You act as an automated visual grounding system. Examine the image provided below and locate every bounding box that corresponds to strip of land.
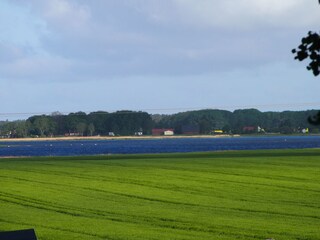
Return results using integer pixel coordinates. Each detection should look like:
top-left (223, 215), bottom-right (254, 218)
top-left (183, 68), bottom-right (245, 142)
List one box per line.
top-left (0, 134), bottom-right (240, 142)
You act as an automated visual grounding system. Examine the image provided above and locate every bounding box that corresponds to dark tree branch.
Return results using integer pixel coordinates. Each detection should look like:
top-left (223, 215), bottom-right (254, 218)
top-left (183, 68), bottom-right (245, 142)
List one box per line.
top-left (292, 31), bottom-right (320, 76)
top-left (292, 1), bottom-right (320, 124)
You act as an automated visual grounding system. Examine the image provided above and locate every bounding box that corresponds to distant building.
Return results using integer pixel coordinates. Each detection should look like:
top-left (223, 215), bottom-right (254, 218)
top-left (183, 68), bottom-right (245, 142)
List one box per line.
top-left (152, 128), bottom-right (174, 136)
top-left (164, 130), bottom-right (174, 136)
top-left (108, 132), bottom-right (115, 136)
top-left (213, 130), bottom-right (223, 134)
top-left (135, 131), bottom-right (143, 136)
top-left (65, 132), bottom-right (80, 137)
top-left (257, 126), bottom-right (265, 133)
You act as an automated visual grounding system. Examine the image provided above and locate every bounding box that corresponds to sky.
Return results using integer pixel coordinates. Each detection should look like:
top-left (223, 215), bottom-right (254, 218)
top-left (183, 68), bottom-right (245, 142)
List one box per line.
top-left (1, 0), bottom-right (320, 120)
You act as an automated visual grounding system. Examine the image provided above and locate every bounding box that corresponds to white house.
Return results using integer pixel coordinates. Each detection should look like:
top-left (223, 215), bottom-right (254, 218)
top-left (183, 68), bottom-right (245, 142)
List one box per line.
top-left (164, 130), bottom-right (174, 136)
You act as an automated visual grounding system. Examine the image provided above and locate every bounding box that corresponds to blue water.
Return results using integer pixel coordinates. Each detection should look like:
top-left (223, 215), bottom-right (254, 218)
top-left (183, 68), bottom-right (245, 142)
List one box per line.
top-left (1, 136), bottom-right (320, 157)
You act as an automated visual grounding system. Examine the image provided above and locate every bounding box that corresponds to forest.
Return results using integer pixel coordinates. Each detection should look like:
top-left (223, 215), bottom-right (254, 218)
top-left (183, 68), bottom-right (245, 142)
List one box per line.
top-left (0, 109), bottom-right (319, 138)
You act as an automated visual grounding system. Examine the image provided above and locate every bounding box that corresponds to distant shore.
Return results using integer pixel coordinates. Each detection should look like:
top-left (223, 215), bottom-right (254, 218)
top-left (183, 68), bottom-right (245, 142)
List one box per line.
top-left (0, 134), bottom-right (240, 142)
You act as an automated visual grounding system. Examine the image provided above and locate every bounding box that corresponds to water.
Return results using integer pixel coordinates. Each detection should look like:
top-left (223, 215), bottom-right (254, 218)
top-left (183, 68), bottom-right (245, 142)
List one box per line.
top-left (1, 136), bottom-right (320, 157)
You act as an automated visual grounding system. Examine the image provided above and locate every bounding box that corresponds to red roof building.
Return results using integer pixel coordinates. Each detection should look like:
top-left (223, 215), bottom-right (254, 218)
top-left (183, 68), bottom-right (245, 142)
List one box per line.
top-left (243, 126), bottom-right (256, 132)
top-left (152, 128), bottom-right (174, 136)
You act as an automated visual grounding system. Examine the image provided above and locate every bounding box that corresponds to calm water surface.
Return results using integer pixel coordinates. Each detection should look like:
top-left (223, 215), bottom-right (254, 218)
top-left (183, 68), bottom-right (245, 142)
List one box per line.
top-left (1, 136), bottom-right (320, 157)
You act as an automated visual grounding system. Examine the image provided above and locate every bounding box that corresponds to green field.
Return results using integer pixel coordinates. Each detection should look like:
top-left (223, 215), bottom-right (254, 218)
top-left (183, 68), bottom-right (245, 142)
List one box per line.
top-left (0, 149), bottom-right (320, 240)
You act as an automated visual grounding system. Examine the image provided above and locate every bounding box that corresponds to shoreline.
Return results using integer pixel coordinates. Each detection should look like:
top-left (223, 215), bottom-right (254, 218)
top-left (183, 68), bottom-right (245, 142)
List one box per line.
top-left (1, 134), bottom-right (317, 142)
top-left (0, 134), bottom-right (240, 142)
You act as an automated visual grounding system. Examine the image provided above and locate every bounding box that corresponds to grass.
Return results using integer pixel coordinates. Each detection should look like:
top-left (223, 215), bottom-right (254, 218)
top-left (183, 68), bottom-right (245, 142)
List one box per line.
top-left (0, 149), bottom-right (319, 240)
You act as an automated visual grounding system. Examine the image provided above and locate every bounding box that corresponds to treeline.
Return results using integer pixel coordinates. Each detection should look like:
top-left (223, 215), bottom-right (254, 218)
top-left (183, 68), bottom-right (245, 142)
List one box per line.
top-left (154, 109), bottom-right (319, 134)
top-left (0, 109), bottom-right (319, 138)
top-left (0, 111), bottom-right (152, 138)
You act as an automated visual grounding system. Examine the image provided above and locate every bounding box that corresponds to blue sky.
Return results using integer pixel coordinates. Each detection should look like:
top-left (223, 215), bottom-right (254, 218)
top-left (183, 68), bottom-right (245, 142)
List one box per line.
top-left (1, 0), bottom-right (320, 120)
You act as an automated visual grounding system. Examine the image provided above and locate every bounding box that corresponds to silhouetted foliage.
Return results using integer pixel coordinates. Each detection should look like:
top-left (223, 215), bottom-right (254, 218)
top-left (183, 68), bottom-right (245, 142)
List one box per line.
top-left (292, 1), bottom-right (320, 124)
top-left (292, 31), bottom-right (320, 76)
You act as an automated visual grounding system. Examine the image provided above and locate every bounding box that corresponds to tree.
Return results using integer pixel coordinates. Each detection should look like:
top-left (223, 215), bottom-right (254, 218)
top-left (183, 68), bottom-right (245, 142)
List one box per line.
top-left (0, 120), bottom-right (30, 138)
top-left (292, 31), bottom-right (320, 76)
top-left (292, 0), bottom-right (320, 124)
top-left (14, 121), bottom-right (31, 138)
top-left (87, 111), bottom-right (109, 135)
top-left (65, 112), bottom-right (87, 133)
top-left (76, 122), bottom-right (87, 136)
top-left (292, 1), bottom-right (320, 76)
top-left (32, 116), bottom-right (56, 137)
top-left (87, 123), bottom-right (95, 136)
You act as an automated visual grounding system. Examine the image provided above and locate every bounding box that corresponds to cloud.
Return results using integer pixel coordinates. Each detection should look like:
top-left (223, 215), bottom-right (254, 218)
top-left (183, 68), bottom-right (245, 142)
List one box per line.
top-left (133, 0), bottom-right (320, 33)
top-left (1, 0), bottom-right (319, 82)
top-left (0, 0), bottom-right (45, 47)
top-left (27, 0), bottom-right (91, 35)
top-left (135, 0), bottom-right (320, 30)
top-left (0, 51), bottom-right (72, 80)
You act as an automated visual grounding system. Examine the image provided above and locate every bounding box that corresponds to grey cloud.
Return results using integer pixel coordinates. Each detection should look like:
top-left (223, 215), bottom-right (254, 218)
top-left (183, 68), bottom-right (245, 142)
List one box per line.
top-left (2, 0), bottom-right (319, 81)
